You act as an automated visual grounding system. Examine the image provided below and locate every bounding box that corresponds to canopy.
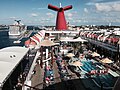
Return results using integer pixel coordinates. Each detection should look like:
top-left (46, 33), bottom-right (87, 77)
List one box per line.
top-left (40, 40), bottom-right (56, 46)
top-left (60, 37), bottom-right (87, 43)
top-left (60, 37), bottom-right (73, 42)
top-left (73, 37), bottom-right (87, 43)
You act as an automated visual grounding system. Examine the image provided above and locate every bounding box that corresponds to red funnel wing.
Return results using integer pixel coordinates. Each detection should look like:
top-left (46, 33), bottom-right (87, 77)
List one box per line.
top-left (63, 5), bottom-right (72, 11)
top-left (48, 4), bottom-right (59, 11)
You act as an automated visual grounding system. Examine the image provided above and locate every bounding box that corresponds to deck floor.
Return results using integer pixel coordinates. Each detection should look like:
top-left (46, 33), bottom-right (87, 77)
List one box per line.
top-left (30, 61), bottom-right (88, 90)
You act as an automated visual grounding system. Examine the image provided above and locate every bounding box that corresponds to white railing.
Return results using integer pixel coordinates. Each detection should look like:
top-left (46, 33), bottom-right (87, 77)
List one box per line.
top-left (23, 51), bottom-right (40, 90)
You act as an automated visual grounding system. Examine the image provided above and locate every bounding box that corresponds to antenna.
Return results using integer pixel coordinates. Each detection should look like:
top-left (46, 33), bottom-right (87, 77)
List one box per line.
top-left (60, 3), bottom-right (62, 8)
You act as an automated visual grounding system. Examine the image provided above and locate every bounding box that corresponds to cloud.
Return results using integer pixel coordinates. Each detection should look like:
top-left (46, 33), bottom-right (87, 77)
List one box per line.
top-left (95, 2), bottom-right (120, 12)
top-left (86, 2), bottom-right (95, 6)
top-left (67, 17), bottom-right (73, 20)
top-left (41, 18), bottom-right (50, 21)
top-left (38, 8), bottom-right (47, 10)
top-left (86, 0), bottom-right (119, 4)
top-left (94, 0), bottom-right (120, 3)
top-left (32, 7), bottom-right (47, 10)
top-left (31, 13), bottom-right (38, 17)
top-left (46, 13), bottom-right (54, 18)
top-left (74, 19), bottom-right (81, 23)
top-left (85, 0), bottom-right (104, 6)
top-left (95, 3), bottom-right (112, 12)
top-left (84, 8), bottom-right (89, 13)
top-left (66, 13), bottom-right (73, 17)
top-left (65, 12), bottom-right (74, 22)
top-left (112, 3), bottom-right (120, 11)
top-left (84, 1), bottom-right (120, 25)
top-left (9, 17), bottom-right (17, 19)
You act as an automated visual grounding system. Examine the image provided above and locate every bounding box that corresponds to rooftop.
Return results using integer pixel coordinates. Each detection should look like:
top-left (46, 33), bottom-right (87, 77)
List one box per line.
top-left (0, 46), bottom-right (29, 87)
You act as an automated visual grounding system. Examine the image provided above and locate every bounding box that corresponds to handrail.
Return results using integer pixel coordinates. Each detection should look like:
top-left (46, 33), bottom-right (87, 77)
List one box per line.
top-left (42, 57), bottom-right (52, 63)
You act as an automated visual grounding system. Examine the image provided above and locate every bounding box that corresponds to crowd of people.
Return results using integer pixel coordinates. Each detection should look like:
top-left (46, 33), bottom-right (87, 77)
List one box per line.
top-left (44, 64), bottom-right (54, 86)
top-left (55, 53), bottom-right (70, 81)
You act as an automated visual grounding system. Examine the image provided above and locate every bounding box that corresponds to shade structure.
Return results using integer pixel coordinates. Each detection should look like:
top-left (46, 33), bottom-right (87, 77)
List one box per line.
top-left (100, 58), bottom-right (113, 64)
top-left (40, 40), bottom-right (56, 46)
top-left (73, 37), bottom-right (87, 43)
top-left (60, 37), bottom-right (73, 42)
top-left (66, 53), bottom-right (75, 57)
top-left (91, 52), bottom-right (100, 57)
top-left (60, 37), bottom-right (87, 43)
top-left (72, 61), bottom-right (83, 67)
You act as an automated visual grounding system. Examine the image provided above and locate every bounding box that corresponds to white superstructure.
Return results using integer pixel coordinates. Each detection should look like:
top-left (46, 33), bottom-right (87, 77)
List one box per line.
top-left (8, 20), bottom-right (26, 38)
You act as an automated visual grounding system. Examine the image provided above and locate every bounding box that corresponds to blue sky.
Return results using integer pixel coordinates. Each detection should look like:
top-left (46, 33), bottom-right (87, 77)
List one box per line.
top-left (0, 0), bottom-right (120, 26)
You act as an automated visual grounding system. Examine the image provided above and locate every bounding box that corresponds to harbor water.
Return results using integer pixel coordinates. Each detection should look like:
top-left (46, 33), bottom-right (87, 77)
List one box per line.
top-left (0, 30), bottom-right (33, 49)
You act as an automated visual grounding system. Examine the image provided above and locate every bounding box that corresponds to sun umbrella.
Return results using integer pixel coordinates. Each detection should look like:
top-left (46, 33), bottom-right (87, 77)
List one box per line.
top-left (100, 58), bottom-right (113, 64)
top-left (72, 61), bottom-right (83, 66)
top-left (91, 52), bottom-right (100, 57)
top-left (66, 53), bottom-right (75, 57)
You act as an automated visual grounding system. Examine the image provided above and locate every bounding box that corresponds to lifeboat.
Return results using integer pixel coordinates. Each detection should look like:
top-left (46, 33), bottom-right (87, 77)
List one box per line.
top-left (25, 39), bottom-right (36, 48)
top-left (38, 30), bottom-right (45, 37)
top-left (30, 36), bottom-right (40, 45)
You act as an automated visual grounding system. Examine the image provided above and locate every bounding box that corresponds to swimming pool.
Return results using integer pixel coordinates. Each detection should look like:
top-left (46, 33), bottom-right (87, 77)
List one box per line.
top-left (79, 59), bottom-right (119, 90)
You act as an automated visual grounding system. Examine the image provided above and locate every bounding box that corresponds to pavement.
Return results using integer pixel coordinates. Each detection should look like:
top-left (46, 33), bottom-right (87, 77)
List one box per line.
top-left (31, 64), bottom-right (44, 89)
top-left (52, 61), bottom-right (61, 83)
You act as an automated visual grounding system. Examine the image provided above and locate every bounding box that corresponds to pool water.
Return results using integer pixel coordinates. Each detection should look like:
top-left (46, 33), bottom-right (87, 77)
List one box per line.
top-left (81, 61), bottom-right (95, 72)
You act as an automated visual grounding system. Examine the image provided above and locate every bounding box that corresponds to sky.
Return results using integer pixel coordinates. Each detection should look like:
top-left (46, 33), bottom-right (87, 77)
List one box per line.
top-left (0, 0), bottom-right (120, 26)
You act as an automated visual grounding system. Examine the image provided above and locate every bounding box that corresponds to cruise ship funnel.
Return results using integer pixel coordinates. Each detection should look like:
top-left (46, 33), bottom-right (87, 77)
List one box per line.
top-left (48, 4), bottom-right (72, 30)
